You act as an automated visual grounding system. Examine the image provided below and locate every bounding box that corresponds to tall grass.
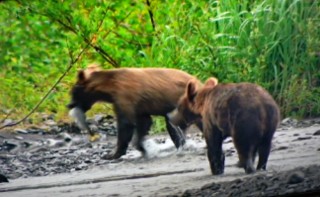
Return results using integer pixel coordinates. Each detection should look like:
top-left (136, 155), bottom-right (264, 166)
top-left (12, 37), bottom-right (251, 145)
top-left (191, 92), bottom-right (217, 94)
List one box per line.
top-left (142, 0), bottom-right (320, 118)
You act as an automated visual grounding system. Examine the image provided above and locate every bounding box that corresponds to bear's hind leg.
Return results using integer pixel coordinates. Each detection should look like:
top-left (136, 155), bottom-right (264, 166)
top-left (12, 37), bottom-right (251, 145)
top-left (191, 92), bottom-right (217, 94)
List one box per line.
top-left (205, 125), bottom-right (225, 175)
top-left (256, 134), bottom-right (273, 170)
top-left (233, 119), bottom-right (260, 174)
top-left (165, 116), bottom-right (186, 149)
top-left (104, 113), bottom-right (135, 160)
top-left (235, 143), bottom-right (256, 174)
top-left (233, 133), bottom-right (256, 174)
top-left (135, 115), bottom-right (152, 156)
top-left (236, 145), bottom-right (258, 169)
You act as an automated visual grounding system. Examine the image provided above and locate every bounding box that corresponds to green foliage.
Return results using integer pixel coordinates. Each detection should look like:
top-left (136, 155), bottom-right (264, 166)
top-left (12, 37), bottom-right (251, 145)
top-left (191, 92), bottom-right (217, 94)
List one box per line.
top-left (1, 0), bottom-right (320, 132)
top-left (151, 117), bottom-right (167, 134)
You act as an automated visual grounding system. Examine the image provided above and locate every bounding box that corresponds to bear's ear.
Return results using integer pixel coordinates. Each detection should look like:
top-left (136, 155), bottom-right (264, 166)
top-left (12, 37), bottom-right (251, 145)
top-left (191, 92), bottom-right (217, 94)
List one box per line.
top-left (86, 63), bottom-right (101, 72)
top-left (205, 77), bottom-right (218, 88)
top-left (186, 79), bottom-right (198, 103)
top-left (77, 70), bottom-right (87, 83)
top-left (82, 63), bottom-right (101, 79)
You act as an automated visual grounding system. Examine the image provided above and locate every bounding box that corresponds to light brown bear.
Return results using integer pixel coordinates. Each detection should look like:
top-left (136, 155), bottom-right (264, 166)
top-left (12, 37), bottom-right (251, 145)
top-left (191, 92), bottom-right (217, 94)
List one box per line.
top-left (168, 77), bottom-right (280, 175)
top-left (67, 65), bottom-right (199, 159)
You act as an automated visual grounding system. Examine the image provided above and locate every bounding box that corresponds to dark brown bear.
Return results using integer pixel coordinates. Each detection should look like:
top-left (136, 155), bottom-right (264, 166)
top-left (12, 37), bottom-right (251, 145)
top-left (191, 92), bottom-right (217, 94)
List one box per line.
top-left (67, 65), bottom-right (198, 159)
top-left (168, 77), bottom-right (280, 175)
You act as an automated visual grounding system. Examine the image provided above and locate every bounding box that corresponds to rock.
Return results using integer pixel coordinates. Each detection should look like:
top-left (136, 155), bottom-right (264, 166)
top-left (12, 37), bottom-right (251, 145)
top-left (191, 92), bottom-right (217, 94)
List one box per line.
top-left (49, 126), bottom-right (60, 133)
top-left (2, 119), bottom-right (14, 126)
top-left (274, 146), bottom-right (289, 151)
top-left (201, 183), bottom-right (221, 190)
top-left (56, 133), bottom-right (72, 143)
top-left (22, 141), bottom-right (32, 148)
top-left (2, 140), bottom-right (18, 151)
top-left (313, 130), bottom-right (320, 136)
top-left (105, 115), bottom-right (114, 120)
top-left (44, 119), bottom-right (57, 126)
top-left (89, 124), bottom-right (99, 133)
top-left (14, 136), bottom-right (24, 140)
top-left (0, 174), bottom-right (9, 183)
top-left (38, 125), bottom-right (50, 132)
top-left (43, 139), bottom-right (65, 147)
top-left (294, 136), bottom-right (312, 141)
top-left (94, 114), bottom-right (105, 123)
top-left (41, 113), bottom-right (55, 121)
top-left (14, 128), bottom-right (28, 134)
top-left (281, 117), bottom-right (290, 124)
top-left (84, 159), bottom-right (92, 164)
top-left (287, 171), bottom-right (305, 184)
top-left (26, 128), bottom-right (43, 134)
top-left (281, 118), bottom-right (298, 127)
top-left (75, 163), bottom-right (88, 171)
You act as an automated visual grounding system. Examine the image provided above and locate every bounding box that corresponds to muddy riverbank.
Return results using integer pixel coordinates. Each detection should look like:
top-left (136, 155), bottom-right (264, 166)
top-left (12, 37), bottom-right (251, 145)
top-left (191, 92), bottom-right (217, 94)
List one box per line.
top-left (0, 117), bottom-right (320, 196)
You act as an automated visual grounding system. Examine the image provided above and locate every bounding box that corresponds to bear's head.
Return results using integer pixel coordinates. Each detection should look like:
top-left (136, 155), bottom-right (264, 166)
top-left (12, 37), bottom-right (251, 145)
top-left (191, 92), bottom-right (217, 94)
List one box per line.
top-left (67, 64), bottom-right (105, 132)
top-left (67, 64), bottom-right (102, 112)
top-left (168, 77), bottom-right (218, 129)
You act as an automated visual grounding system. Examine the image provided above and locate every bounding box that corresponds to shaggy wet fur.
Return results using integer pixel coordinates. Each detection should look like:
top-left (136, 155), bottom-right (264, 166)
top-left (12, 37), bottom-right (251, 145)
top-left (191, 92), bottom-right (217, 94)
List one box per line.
top-left (170, 78), bottom-right (280, 175)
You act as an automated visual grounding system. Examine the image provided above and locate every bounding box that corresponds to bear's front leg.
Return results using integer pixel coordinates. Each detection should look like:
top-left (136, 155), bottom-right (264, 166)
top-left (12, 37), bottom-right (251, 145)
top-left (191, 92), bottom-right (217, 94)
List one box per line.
top-left (165, 116), bottom-right (186, 149)
top-left (135, 115), bottom-right (153, 156)
top-left (205, 125), bottom-right (225, 175)
top-left (103, 113), bottom-right (135, 160)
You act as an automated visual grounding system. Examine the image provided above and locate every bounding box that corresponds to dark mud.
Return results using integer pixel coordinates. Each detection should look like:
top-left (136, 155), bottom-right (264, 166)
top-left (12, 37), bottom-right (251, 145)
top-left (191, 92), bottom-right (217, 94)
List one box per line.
top-left (1, 116), bottom-right (320, 196)
top-left (179, 165), bottom-right (320, 197)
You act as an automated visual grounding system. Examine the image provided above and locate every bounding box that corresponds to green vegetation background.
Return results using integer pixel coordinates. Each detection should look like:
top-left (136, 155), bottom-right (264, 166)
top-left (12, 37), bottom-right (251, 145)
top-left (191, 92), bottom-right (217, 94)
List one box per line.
top-left (1, 0), bottom-right (320, 131)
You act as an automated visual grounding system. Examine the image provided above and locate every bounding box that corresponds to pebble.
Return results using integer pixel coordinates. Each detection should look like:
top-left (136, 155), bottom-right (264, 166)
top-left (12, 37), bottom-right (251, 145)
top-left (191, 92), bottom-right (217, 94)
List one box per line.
top-left (287, 171), bottom-right (305, 184)
top-left (274, 146), bottom-right (289, 151)
top-left (44, 119), bottom-right (57, 126)
top-left (2, 119), bottom-right (14, 126)
top-left (0, 174), bottom-right (9, 183)
top-left (94, 114), bottom-right (105, 123)
top-left (14, 128), bottom-right (28, 134)
top-left (14, 136), bottom-right (24, 140)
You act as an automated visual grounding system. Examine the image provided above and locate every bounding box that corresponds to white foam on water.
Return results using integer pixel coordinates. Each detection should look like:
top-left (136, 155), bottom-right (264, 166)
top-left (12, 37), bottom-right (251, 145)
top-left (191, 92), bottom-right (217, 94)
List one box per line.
top-left (142, 138), bottom-right (206, 159)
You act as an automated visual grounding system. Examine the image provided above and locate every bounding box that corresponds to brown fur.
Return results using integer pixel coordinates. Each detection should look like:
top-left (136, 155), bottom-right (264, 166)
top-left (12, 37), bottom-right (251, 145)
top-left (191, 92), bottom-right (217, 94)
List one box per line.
top-left (170, 77), bottom-right (280, 175)
top-left (68, 67), bottom-right (197, 159)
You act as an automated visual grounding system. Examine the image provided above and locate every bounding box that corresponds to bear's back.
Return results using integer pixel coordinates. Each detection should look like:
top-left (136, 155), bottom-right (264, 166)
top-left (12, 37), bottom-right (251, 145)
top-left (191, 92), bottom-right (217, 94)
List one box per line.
top-left (87, 68), bottom-right (195, 115)
top-left (205, 83), bottom-right (277, 111)
top-left (202, 83), bottom-right (280, 134)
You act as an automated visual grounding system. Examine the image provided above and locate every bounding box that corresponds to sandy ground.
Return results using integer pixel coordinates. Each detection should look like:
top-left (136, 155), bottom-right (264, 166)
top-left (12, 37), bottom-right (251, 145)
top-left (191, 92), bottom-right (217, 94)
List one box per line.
top-left (0, 123), bottom-right (320, 196)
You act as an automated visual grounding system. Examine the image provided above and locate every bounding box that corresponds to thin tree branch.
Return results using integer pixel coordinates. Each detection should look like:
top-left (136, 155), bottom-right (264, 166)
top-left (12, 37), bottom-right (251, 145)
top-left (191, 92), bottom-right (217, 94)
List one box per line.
top-left (146, 0), bottom-right (156, 31)
top-left (0, 43), bottom-right (91, 130)
top-left (15, 1), bottom-right (119, 67)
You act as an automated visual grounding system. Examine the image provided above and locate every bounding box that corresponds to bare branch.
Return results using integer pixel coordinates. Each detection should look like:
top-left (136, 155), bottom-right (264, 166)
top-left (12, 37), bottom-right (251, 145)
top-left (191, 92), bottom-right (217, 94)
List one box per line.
top-left (0, 43), bottom-right (91, 130)
top-left (16, 1), bottom-right (120, 67)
